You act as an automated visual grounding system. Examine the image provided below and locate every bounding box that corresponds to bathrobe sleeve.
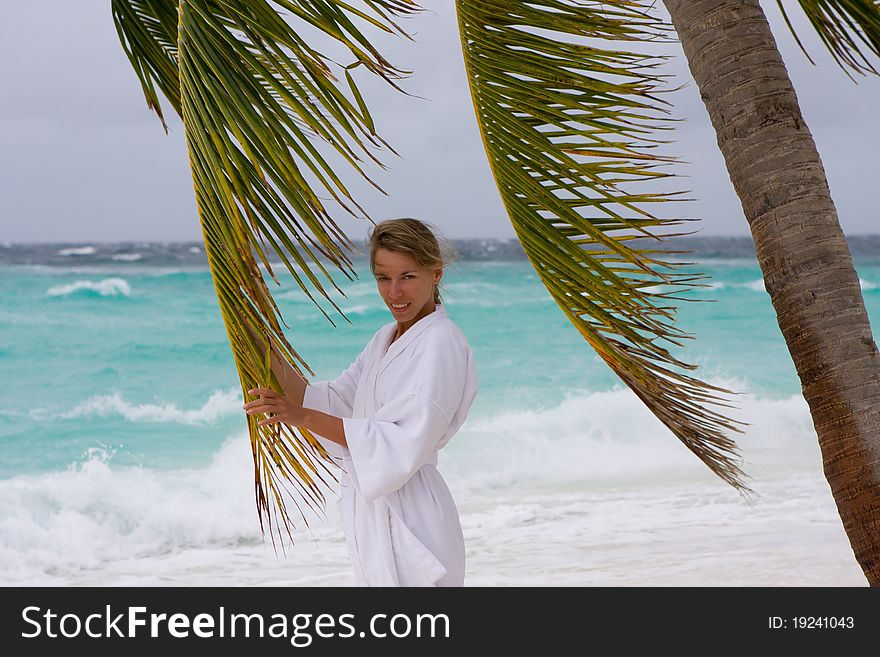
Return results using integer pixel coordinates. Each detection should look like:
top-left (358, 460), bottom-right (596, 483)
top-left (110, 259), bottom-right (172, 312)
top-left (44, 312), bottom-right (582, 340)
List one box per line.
top-left (302, 343), bottom-right (369, 463)
top-left (343, 333), bottom-right (470, 502)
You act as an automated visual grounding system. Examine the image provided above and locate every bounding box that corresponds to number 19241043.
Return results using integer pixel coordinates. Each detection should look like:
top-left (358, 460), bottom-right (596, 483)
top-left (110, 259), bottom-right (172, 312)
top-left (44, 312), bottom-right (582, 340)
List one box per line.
top-left (768, 616), bottom-right (854, 629)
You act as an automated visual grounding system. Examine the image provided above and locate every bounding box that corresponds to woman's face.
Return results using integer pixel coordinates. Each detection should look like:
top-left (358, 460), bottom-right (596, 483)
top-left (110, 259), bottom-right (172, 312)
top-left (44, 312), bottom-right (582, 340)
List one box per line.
top-left (373, 248), bottom-right (441, 327)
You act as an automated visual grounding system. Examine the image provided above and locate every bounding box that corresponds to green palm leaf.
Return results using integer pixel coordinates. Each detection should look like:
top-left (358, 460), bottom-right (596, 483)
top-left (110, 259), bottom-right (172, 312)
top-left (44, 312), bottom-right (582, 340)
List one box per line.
top-left (113, 0), bottom-right (182, 132)
top-left (114, 0), bottom-right (420, 547)
top-left (455, 0), bottom-right (752, 493)
top-left (778, 0), bottom-right (880, 77)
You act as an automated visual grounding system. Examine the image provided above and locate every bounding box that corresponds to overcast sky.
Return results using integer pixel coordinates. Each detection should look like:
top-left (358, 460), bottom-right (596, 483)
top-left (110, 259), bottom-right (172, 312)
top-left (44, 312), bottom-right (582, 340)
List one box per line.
top-left (1, 1), bottom-right (877, 243)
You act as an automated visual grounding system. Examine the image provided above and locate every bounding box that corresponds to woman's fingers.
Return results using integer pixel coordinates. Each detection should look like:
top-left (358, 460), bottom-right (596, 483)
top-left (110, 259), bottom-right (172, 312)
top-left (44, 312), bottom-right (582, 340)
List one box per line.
top-left (243, 388), bottom-right (281, 410)
top-left (243, 397), bottom-right (278, 409)
top-left (241, 386), bottom-right (290, 427)
top-left (244, 402), bottom-right (280, 414)
top-left (247, 387), bottom-right (277, 397)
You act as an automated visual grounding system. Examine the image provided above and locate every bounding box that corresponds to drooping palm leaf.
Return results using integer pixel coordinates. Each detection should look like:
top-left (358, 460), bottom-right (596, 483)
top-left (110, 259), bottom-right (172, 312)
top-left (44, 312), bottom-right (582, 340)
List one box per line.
top-left (455, 0), bottom-right (752, 492)
top-left (114, 0), bottom-right (420, 547)
top-left (113, 0), bottom-right (181, 132)
top-left (778, 0), bottom-right (880, 77)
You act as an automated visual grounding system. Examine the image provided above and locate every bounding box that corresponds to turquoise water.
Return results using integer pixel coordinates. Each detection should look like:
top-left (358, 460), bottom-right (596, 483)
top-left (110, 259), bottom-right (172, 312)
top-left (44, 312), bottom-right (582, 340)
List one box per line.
top-left (2, 253), bottom-right (879, 479)
top-left (1, 244), bottom-right (877, 585)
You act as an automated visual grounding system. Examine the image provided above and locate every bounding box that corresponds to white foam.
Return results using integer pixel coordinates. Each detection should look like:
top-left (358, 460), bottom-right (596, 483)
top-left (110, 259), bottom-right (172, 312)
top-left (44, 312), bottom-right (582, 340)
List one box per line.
top-left (188, 246), bottom-right (201, 254)
top-left (739, 278), bottom-right (766, 292)
top-left (734, 277), bottom-right (874, 292)
top-left (111, 253), bottom-right (143, 262)
top-left (341, 304), bottom-right (372, 316)
top-left (0, 435), bottom-right (342, 585)
top-left (46, 278), bottom-right (131, 297)
top-left (57, 246), bottom-right (96, 256)
top-left (0, 425), bottom-right (858, 586)
top-left (0, 383), bottom-right (861, 586)
top-left (58, 388), bottom-right (242, 424)
top-left (443, 380), bottom-right (821, 493)
top-left (459, 474), bottom-right (863, 586)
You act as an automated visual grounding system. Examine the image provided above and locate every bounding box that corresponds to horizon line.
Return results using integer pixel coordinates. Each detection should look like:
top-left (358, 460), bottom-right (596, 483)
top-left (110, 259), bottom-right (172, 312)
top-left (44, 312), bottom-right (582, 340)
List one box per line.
top-left (8, 233), bottom-right (880, 246)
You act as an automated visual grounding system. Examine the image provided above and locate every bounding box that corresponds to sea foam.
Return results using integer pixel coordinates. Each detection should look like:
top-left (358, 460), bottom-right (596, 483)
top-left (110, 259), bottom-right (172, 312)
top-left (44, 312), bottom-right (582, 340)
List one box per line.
top-left (0, 437), bottom-right (303, 584)
top-left (46, 278), bottom-right (131, 297)
top-left (443, 380), bottom-right (820, 494)
top-left (0, 385), bottom-right (843, 586)
top-left (57, 246), bottom-right (96, 256)
top-left (58, 388), bottom-right (242, 424)
top-left (737, 277), bottom-right (875, 292)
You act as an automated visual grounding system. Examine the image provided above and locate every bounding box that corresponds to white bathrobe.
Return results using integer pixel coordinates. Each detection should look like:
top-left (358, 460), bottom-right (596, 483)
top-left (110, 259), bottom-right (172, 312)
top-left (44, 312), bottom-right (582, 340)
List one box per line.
top-left (303, 304), bottom-right (477, 586)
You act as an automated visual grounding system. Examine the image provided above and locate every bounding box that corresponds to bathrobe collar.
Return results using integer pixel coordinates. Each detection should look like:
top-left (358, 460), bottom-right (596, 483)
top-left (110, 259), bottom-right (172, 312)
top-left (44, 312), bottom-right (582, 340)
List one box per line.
top-left (381, 303), bottom-right (447, 361)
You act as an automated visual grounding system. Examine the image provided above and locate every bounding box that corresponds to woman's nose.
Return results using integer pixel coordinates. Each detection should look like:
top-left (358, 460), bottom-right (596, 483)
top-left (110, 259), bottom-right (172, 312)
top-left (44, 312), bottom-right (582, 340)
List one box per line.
top-left (389, 280), bottom-right (403, 297)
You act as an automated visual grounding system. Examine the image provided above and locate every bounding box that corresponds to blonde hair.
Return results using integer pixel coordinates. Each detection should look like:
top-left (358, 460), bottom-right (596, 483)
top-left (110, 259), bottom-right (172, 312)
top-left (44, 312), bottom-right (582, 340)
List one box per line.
top-left (368, 218), bottom-right (455, 304)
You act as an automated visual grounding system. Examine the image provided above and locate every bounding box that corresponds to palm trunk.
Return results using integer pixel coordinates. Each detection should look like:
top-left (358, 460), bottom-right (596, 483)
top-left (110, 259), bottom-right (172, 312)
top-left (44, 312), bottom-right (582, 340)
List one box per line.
top-left (664, 0), bottom-right (880, 585)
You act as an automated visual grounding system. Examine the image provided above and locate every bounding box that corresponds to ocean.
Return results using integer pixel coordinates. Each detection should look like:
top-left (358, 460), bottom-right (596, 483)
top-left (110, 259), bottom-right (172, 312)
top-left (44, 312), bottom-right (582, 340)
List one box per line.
top-left (1, 237), bottom-right (876, 586)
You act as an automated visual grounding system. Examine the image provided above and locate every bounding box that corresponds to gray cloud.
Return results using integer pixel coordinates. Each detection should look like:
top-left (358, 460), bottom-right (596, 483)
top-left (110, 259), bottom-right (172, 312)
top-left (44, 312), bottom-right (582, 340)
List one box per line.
top-left (0, 1), bottom-right (877, 242)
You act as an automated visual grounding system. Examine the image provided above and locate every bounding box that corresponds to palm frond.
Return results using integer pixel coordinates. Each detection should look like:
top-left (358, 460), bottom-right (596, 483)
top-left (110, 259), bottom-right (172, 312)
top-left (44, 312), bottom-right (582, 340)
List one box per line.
top-left (115, 0), bottom-right (420, 546)
top-left (112, 0), bottom-right (181, 132)
top-left (778, 0), bottom-right (880, 77)
top-left (455, 0), bottom-right (752, 493)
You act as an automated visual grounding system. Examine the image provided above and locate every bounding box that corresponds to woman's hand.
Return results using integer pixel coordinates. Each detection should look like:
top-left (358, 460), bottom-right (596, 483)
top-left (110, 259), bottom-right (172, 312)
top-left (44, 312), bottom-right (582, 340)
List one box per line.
top-left (243, 387), bottom-right (302, 428)
top-left (245, 388), bottom-right (348, 447)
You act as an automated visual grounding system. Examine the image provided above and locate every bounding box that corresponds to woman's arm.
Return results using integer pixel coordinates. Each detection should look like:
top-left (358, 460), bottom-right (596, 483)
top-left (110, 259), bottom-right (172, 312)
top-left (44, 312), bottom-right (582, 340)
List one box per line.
top-left (244, 387), bottom-right (347, 447)
top-left (242, 320), bottom-right (307, 406)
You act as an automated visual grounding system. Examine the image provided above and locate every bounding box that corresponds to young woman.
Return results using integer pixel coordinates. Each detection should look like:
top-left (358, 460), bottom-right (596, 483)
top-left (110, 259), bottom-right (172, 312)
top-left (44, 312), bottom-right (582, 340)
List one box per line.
top-left (243, 218), bottom-right (478, 586)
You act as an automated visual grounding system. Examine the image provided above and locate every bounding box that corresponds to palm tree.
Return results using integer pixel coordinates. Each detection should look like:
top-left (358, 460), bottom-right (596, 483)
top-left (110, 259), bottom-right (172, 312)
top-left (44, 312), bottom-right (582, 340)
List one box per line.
top-left (662, 0), bottom-right (880, 585)
top-left (110, 0), bottom-right (879, 583)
